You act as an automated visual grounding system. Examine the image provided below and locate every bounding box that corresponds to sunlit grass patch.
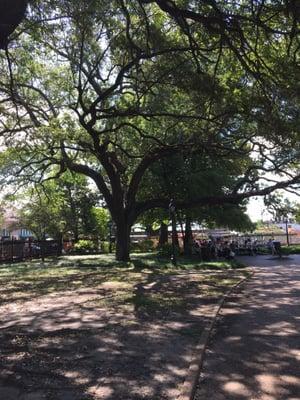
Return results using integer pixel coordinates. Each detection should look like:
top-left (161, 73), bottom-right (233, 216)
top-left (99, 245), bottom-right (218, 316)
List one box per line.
top-left (129, 292), bottom-right (186, 313)
top-left (87, 290), bottom-right (186, 315)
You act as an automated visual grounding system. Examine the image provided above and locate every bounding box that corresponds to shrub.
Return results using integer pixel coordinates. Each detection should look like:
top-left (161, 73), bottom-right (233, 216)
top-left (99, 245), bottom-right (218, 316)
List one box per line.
top-left (73, 239), bottom-right (98, 254)
top-left (100, 241), bottom-right (111, 254)
top-left (157, 243), bottom-right (180, 258)
top-left (281, 245), bottom-right (300, 255)
top-left (131, 239), bottom-right (156, 253)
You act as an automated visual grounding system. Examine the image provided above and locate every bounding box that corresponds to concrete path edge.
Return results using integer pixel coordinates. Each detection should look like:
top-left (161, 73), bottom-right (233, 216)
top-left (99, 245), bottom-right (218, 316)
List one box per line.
top-left (177, 269), bottom-right (255, 400)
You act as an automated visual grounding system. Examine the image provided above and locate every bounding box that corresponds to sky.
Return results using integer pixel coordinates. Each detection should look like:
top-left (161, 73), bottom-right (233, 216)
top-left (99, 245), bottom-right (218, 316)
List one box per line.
top-left (247, 192), bottom-right (300, 222)
top-left (247, 197), bottom-right (270, 222)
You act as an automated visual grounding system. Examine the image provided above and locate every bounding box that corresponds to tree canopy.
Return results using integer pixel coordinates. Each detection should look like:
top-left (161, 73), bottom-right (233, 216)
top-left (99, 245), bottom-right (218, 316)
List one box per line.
top-left (17, 172), bottom-right (102, 240)
top-left (0, 1), bottom-right (299, 260)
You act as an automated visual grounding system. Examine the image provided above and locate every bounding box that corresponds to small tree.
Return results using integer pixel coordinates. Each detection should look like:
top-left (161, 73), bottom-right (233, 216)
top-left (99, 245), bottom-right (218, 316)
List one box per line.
top-left (90, 207), bottom-right (110, 240)
top-left (18, 173), bottom-right (100, 240)
top-left (264, 195), bottom-right (296, 223)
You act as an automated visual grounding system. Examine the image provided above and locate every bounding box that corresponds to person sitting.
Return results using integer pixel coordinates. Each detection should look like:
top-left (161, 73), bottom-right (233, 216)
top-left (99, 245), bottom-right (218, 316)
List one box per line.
top-left (245, 238), bottom-right (254, 256)
top-left (192, 239), bottom-right (201, 257)
top-left (222, 241), bottom-right (233, 259)
top-left (273, 240), bottom-right (282, 257)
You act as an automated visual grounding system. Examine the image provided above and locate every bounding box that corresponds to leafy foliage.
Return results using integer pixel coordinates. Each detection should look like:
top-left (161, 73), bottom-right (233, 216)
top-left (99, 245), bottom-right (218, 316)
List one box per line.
top-left (18, 173), bottom-right (101, 240)
top-left (0, 1), bottom-right (299, 260)
top-left (73, 239), bottom-right (98, 254)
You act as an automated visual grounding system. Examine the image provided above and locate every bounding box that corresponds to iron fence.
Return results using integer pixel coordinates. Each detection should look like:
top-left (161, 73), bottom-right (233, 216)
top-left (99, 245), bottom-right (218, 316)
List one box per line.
top-left (0, 239), bottom-right (61, 263)
top-left (238, 233), bottom-right (300, 246)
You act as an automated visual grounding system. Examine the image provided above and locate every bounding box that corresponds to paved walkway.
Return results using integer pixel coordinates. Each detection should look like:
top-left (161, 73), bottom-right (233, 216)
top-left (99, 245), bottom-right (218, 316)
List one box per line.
top-left (194, 255), bottom-right (300, 400)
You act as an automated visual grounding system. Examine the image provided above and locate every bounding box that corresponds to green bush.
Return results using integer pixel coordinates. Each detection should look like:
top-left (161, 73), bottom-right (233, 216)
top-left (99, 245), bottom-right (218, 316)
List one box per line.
top-left (157, 243), bottom-right (180, 258)
top-left (100, 241), bottom-right (110, 254)
top-left (131, 239), bottom-right (156, 253)
top-left (73, 239), bottom-right (98, 254)
top-left (281, 245), bottom-right (300, 255)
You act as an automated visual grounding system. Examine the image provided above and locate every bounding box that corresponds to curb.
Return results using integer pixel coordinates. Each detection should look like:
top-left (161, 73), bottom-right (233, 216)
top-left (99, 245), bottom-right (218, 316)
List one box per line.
top-left (177, 269), bottom-right (255, 400)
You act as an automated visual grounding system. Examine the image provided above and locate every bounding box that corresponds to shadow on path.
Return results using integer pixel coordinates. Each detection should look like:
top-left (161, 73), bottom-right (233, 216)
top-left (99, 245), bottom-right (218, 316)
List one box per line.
top-left (195, 255), bottom-right (300, 400)
top-left (0, 265), bottom-right (244, 400)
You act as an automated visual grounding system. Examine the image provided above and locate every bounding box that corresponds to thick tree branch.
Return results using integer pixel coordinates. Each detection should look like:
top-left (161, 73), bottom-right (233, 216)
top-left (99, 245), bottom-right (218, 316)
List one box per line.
top-left (134, 175), bottom-right (300, 217)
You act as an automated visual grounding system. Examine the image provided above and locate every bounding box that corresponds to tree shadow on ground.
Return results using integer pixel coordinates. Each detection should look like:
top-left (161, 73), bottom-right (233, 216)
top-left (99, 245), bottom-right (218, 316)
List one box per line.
top-left (0, 254), bottom-right (245, 308)
top-left (0, 255), bottom-right (247, 400)
top-left (0, 299), bottom-right (203, 400)
top-left (195, 257), bottom-right (300, 400)
top-left (0, 275), bottom-right (240, 399)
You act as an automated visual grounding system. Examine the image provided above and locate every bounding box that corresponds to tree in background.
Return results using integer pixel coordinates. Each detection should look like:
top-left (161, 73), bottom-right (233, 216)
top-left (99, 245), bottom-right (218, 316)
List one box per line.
top-left (90, 206), bottom-right (110, 241)
top-left (264, 194), bottom-right (299, 245)
top-left (264, 194), bottom-right (297, 223)
top-left (293, 205), bottom-right (300, 224)
top-left (138, 152), bottom-right (255, 254)
top-left (18, 172), bottom-right (103, 240)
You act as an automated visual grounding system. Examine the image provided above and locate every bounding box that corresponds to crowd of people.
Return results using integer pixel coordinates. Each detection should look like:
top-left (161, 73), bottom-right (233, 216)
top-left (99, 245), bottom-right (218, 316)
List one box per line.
top-left (191, 237), bottom-right (279, 260)
top-left (192, 238), bottom-right (238, 261)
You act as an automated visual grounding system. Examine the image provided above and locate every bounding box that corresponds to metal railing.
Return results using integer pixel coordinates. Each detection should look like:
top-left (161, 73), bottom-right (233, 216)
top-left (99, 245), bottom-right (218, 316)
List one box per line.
top-left (0, 239), bottom-right (61, 263)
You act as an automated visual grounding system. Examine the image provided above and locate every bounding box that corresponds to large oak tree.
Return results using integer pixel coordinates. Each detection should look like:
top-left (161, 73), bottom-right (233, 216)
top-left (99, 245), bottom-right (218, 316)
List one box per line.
top-left (0, 0), bottom-right (299, 260)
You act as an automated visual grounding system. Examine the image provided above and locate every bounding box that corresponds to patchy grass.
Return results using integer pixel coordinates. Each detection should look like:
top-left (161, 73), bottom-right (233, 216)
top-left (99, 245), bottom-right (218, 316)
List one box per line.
top-left (0, 254), bottom-right (251, 399)
top-left (0, 253), bottom-right (248, 314)
top-left (130, 253), bottom-right (246, 271)
top-left (281, 245), bottom-right (300, 255)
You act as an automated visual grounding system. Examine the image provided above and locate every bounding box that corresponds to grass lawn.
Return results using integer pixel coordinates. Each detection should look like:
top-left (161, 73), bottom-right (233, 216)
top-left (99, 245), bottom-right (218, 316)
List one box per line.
top-left (0, 253), bottom-right (248, 310)
top-left (0, 253), bottom-right (250, 400)
top-left (281, 244), bottom-right (300, 255)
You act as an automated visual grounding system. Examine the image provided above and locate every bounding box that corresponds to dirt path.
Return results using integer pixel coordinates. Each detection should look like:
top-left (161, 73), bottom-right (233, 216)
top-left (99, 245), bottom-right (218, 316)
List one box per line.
top-left (0, 261), bottom-right (247, 400)
top-left (194, 255), bottom-right (300, 400)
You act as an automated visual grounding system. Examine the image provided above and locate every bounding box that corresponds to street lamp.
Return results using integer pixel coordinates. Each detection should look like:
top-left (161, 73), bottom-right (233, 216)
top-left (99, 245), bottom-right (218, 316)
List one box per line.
top-left (59, 220), bottom-right (66, 256)
top-left (107, 221), bottom-right (114, 253)
top-left (284, 215), bottom-right (290, 247)
top-left (169, 199), bottom-right (177, 266)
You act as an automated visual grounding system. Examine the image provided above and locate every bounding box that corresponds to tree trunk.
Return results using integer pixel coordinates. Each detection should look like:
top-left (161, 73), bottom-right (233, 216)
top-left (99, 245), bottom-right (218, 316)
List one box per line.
top-left (158, 222), bottom-right (168, 246)
top-left (145, 224), bottom-right (155, 237)
top-left (173, 224), bottom-right (179, 248)
top-left (115, 221), bottom-right (131, 261)
top-left (57, 232), bottom-right (63, 256)
top-left (66, 186), bottom-right (79, 241)
top-left (73, 224), bottom-right (79, 242)
top-left (183, 215), bottom-right (193, 256)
